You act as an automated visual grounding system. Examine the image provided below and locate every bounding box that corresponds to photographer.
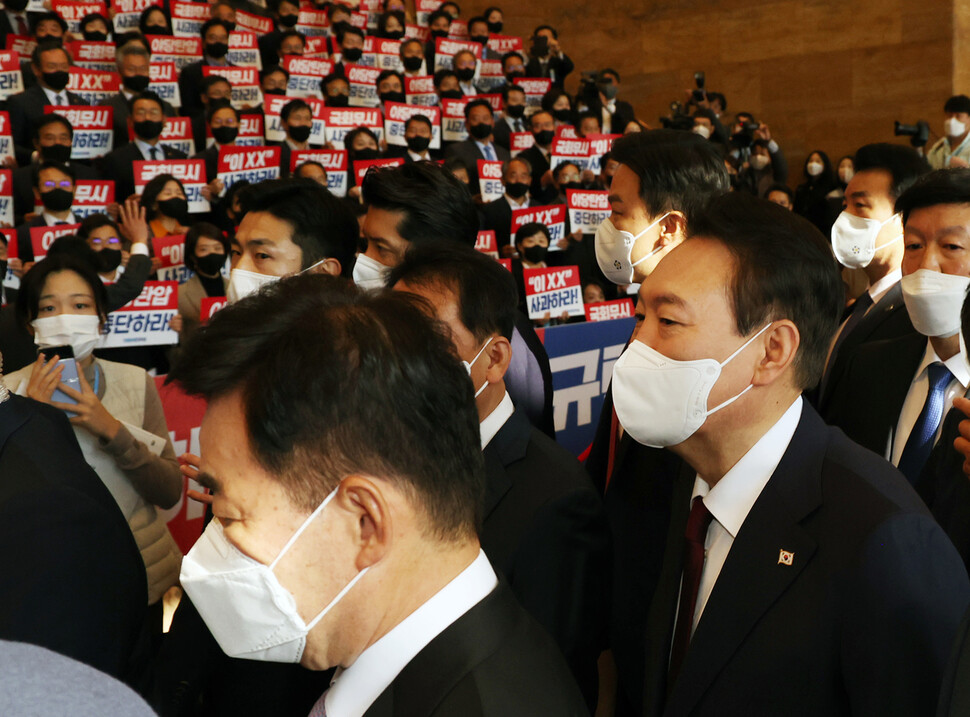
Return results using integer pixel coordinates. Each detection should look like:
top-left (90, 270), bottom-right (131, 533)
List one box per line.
top-left (525, 25), bottom-right (574, 88)
top-left (733, 116), bottom-right (788, 196)
top-left (577, 69), bottom-right (635, 134)
top-left (927, 95), bottom-right (970, 169)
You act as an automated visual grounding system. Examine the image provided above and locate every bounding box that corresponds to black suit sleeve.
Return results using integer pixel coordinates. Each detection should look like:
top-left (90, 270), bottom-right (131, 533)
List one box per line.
top-left (105, 253), bottom-right (152, 312)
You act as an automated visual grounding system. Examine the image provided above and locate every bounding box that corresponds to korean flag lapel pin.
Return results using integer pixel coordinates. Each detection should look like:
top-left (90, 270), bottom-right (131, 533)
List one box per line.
top-left (777, 549), bottom-right (794, 566)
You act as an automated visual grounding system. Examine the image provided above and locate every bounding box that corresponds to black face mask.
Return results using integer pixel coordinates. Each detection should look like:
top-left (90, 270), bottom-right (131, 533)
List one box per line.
top-left (353, 147), bottom-right (381, 160)
top-left (206, 42), bottom-right (229, 59)
top-left (40, 143), bottom-right (72, 163)
top-left (406, 135), bottom-right (430, 153)
top-left (468, 122), bottom-right (493, 140)
top-left (96, 247), bottom-right (122, 273)
top-left (341, 47), bottom-right (362, 62)
top-left (264, 87), bottom-right (287, 96)
top-left (552, 108), bottom-right (572, 123)
top-left (456, 67), bottom-right (476, 82)
top-left (380, 90), bottom-right (405, 105)
top-left (195, 252), bottom-right (226, 277)
top-left (533, 129), bottom-right (554, 145)
top-left (430, 29), bottom-right (449, 39)
top-left (440, 89), bottom-right (463, 100)
top-left (225, 21), bottom-right (236, 32)
top-left (122, 74), bottom-right (150, 92)
top-left (157, 197), bottom-right (188, 223)
top-left (381, 30), bottom-right (404, 40)
top-left (562, 181), bottom-right (582, 192)
top-left (278, 14), bottom-right (298, 28)
top-left (133, 119), bottom-right (163, 141)
top-left (470, 34), bottom-right (489, 46)
top-left (505, 181), bottom-right (528, 199)
top-left (211, 125), bottom-right (238, 145)
top-left (487, 21), bottom-right (503, 34)
top-left (35, 34), bottom-right (63, 45)
top-left (40, 188), bottom-right (73, 212)
top-left (43, 70), bottom-right (69, 91)
top-left (325, 94), bottom-right (349, 107)
top-left (83, 30), bottom-right (108, 42)
top-left (506, 104), bottom-right (525, 119)
top-left (145, 25), bottom-right (170, 35)
top-left (5, 0), bottom-right (28, 12)
top-left (288, 124), bottom-right (312, 143)
top-left (402, 55), bottom-right (423, 72)
top-left (522, 245), bottom-right (547, 263)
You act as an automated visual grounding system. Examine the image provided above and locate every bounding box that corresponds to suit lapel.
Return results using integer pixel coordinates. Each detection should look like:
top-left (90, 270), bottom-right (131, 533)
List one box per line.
top-left (0, 396), bottom-right (31, 456)
top-left (481, 410), bottom-right (529, 517)
top-left (665, 405), bottom-right (825, 715)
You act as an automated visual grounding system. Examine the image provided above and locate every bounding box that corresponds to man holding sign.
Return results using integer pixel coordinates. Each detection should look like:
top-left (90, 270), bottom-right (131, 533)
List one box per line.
top-left (481, 156), bottom-right (532, 253)
top-left (15, 161), bottom-right (78, 262)
top-left (99, 44), bottom-right (176, 150)
top-left (444, 98), bottom-right (509, 185)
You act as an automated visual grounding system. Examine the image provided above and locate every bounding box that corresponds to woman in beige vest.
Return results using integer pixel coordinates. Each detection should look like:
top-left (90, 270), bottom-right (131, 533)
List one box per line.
top-left (5, 254), bottom-right (183, 643)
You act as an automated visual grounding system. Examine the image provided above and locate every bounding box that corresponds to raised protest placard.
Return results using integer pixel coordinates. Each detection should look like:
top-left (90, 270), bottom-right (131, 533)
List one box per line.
top-left (523, 265), bottom-right (583, 320)
top-left (510, 131), bottom-right (534, 156)
top-left (0, 52), bottom-right (22, 101)
top-left (404, 23), bottom-right (430, 43)
top-left (159, 116), bottom-right (195, 156)
top-left (585, 133), bottom-right (621, 173)
top-left (516, 77), bottom-right (552, 110)
top-left (200, 296), bottom-right (227, 324)
top-left (152, 234), bottom-right (191, 283)
top-left (361, 37), bottom-right (402, 71)
top-left (2, 226), bottom-right (18, 294)
top-left (52, 0), bottom-right (107, 33)
top-left (447, 19), bottom-right (468, 39)
top-left (511, 204), bottom-right (567, 248)
top-left (474, 92), bottom-right (503, 113)
top-left (440, 97), bottom-right (468, 142)
top-left (352, 156), bottom-right (403, 186)
top-left (296, 8), bottom-right (329, 37)
top-left (134, 159), bottom-right (210, 213)
top-left (111, 0), bottom-right (157, 34)
top-left (217, 145), bottom-right (281, 189)
top-left (585, 298), bottom-right (635, 323)
top-left (148, 36), bottom-right (202, 71)
top-left (432, 37), bottom-right (481, 73)
top-left (283, 56), bottom-right (333, 98)
top-left (234, 9), bottom-right (274, 35)
top-left (556, 125), bottom-right (579, 139)
top-left (304, 36), bottom-right (329, 57)
top-left (67, 67), bottom-right (120, 104)
top-left (228, 31), bottom-right (261, 68)
top-left (415, 0), bottom-right (439, 25)
top-left (550, 137), bottom-right (592, 170)
top-left (264, 95), bottom-right (325, 144)
top-left (65, 41), bottom-right (115, 72)
top-left (98, 280), bottom-right (179, 348)
top-left (0, 169), bottom-right (11, 226)
top-left (237, 114), bottom-right (264, 146)
top-left (486, 35), bottom-right (523, 55)
top-left (45, 105), bottom-right (112, 159)
top-left (404, 75), bottom-right (436, 106)
top-left (477, 59), bottom-right (505, 91)
top-left (150, 62), bottom-right (181, 108)
top-left (0, 111), bottom-right (14, 162)
top-left (31, 223), bottom-right (80, 262)
top-left (346, 63), bottom-right (382, 108)
top-left (291, 149), bottom-right (348, 197)
top-left (474, 230), bottom-right (498, 258)
top-left (203, 66), bottom-right (262, 109)
top-left (72, 180), bottom-right (114, 219)
top-left (171, 0), bottom-right (208, 37)
top-left (5, 35), bottom-right (34, 59)
top-left (321, 107), bottom-right (383, 148)
top-left (383, 102), bottom-right (440, 149)
top-left (477, 159), bottom-right (503, 202)
top-left (567, 189), bottom-right (610, 234)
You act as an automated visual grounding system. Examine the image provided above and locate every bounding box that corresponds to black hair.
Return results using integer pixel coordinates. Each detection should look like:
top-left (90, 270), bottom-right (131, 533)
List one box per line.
top-left (280, 98), bottom-right (311, 122)
top-left (945, 95), bottom-right (970, 114)
top-left (76, 213), bottom-right (122, 243)
top-left (501, 83), bottom-right (525, 102)
top-left (433, 69), bottom-right (457, 88)
top-left (853, 143), bottom-right (930, 201)
top-left (463, 98), bottom-right (493, 120)
top-left (440, 1), bottom-right (460, 15)
top-left (388, 241), bottom-right (517, 342)
top-left (687, 192), bottom-right (843, 390)
top-left (206, 98), bottom-right (239, 124)
top-left (599, 67), bottom-right (620, 83)
top-left (33, 114), bottom-right (73, 141)
top-left (427, 9), bottom-right (452, 26)
top-left (578, 110), bottom-right (601, 130)
top-left (199, 75), bottom-right (231, 96)
top-left (168, 274), bottom-right (486, 540)
top-left (127, 89), bottom-right (165, 115)
top-left (376, 9), bottom-right (405, 37)
top-left (31, 38), bottom-right (68, 66)
top-left (610, 129), bottom-right (730, 222)
top-left (467, 15), bottom-right (488, 31)
top-left (344, 126), bottom-right (380, 157)
top-left (79, 12), bottom-right (110, 33)
top-left (18, 253), bottom-right (108, 329)
top-left (185, 221), bottom-right (228, 273)
top-left (138, 6), bottom-right (170, 35)
top-left (140, 173), bottom-right (185, 220)
top-left (803, 149), bottom-right (835, 186)
top-left (529, 110), bottom-right (553, 129)
top-left (483, 6), bottom-right (503, 18)
top-left (765, 183), bottom-right (793, 203)
top-left (376, 69), bottom-right (404, 88)
top-left (895, 168), bottom-right (970, 224)
top-left (362, 162), bottom-right (479, 246)
top-left (279, 29), bottom-right (306, 47)
top-left (400, 38), bottom-right (423, 53)
top-left (200, 18), bottom-right (232, 40)
top-left (692, 107), bottom-right (717, 123)
top-left (501, 51), bottom-right (524, 69)
top-left (404, 114), bottom-right (433, 133)
top-left (322, 72), bottom-right (349, 92)
top-left (35, 160), bottom-right (75, 187)
top-left (514, 221), bottom-right (550, 247)
top-left (32, 12), bottom-right (67, 35)
top-left (294, 160), bottom-right (327, 177)
top-left (552, 162), bottom-right (580, 181)
top-left (337, 25), bottom-right (364, 43)
top-left (260, 64), bottom-right (290, 82)
top-left (240, 178), bottom-right (358, 277)
top-left (707, 91), bottom-right (726, 111)
top-left (533, 24), bottom-right (558, 39)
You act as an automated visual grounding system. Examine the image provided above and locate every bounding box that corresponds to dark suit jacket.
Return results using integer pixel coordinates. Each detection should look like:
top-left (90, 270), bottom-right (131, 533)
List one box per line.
top-left (99, 92), bottom-right (176, 150)
top-left (443, 138), bottom-right (510, 185)
top-left (481, 408), bottom-right (609, 708)
top-left (585, 97), bottom-right (636, 134)
top-left (525, 53), bottom-right (575, 88)
top-left (15, 214), bottom-right (49, 263)
top-left (492, 115), bottom-right (528, 151)
top-left (0, 394), bottom-right (146, 678)
top-left (7, 85), bottom-right (89, 164)
top-left (620, 403), bottom-right (970, 716)
top-left (179, 60), bottom-right (237, 118)
top-left (516, 144), bottom-right (558, 205)
top-left (817, 281), bottom-right (916, 412)
top-left (822, 331), bottom-right (926, 457)
top-left (363, 581), bottom-right (588, 716)
top-left (480, 195), bottom-right (514, 249)
top-left (938, 605), bottom-right (970, 717)
top-left (97, 141), bottom-right (188, 202)
top-left (505, 313), bottom-right (555, 439)
top-left (12, 160), bottom-right (100, 224)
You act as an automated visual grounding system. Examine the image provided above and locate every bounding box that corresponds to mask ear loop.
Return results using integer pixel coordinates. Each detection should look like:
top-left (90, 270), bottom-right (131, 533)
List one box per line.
top-left (706, 322), bottom-right (773, 415)
top-left (305, 566), bottom-right (371, 630)
top-left (270, 488), bottom-right (339, 571)
top-left (630, 212), bottom-right (671, 269)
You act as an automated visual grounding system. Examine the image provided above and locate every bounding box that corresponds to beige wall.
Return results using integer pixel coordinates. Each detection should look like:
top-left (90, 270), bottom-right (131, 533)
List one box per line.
top-left (465, 0), bottom-right (963, 185)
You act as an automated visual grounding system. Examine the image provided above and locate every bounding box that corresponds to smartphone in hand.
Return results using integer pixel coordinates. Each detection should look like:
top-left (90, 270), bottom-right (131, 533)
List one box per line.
top-left (39, 345), bottom-right (80, 416)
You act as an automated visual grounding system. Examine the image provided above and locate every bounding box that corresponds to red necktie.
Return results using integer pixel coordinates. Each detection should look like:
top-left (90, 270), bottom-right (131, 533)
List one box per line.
top-left (667, 496), bottom-right (713, 690)
top-left (15, 15), bottom-right (27, 36)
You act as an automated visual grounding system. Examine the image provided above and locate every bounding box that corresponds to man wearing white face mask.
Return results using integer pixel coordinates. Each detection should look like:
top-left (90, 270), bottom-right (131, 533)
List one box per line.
top-left (164, 274), bottom-right (588, 717)
top-left (388, 243), bottom-right (609, 711)
top-left (228, 178), bottom-right (359, 303)
top-left (817, 142), bottom-right (928, 411)
top-left (607, 192), bottom-right (969, 717)
top-left (827, 170), bottom-right (970, 486)
top-left (927, 95), bottom-right (970, 170)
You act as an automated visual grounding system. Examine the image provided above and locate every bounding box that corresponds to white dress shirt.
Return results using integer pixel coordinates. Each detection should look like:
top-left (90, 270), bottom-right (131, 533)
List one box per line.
top-left (41, 209), bottom-right (77, 226)
top-left (134, 138), bottom-right (164, 160)
top-left (479, 390), bottom-right (514, 449)
top-left (459, 81), bottom-right (477, 96)
top-left (688, 396), bottom-right (803, 634)
top-left (41, 86), bottom-right (68, 106)
top-left (323, 550), bottom-right (498, 717)
top-left (474, 139), bottom-right (497, 161)
top-left (407, 149), bottom-right (431, 162)
top-left (889, 342), bottom-right (970, 466)
top-left (504, 194), bottom-right (529, 210)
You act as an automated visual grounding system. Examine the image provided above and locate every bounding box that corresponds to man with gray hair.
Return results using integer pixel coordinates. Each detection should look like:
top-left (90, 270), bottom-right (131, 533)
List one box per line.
top-left (99, 42), bottom-right (175, 149)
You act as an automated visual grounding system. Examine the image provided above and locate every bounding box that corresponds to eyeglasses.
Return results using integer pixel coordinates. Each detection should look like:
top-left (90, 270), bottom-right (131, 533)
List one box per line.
top-left (42, 180), bottom-right (72, 190)
top-left (90, 236), bottom-right (121, 247)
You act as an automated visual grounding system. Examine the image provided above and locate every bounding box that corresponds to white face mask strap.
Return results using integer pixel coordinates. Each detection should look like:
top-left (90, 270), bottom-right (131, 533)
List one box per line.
top-left (718, 322), bottom-right (773, 368)
top-left (299, 258), bottom-right (329, 275)
top-left (270, 488), bottom-right (338, 571)
top-left (629, 212), bottom-right (671, 268)
top-left (468, 337), bottom-right (492, 369)
top-left (306, 565), bottom-right (370, 631)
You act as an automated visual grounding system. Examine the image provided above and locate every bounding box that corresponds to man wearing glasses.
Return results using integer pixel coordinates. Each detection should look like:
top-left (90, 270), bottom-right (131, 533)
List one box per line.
top-left (14, 161), bottom-right (78, 263)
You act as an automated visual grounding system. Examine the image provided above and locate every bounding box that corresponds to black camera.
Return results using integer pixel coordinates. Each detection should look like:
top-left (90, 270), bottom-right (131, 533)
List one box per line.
top-left (660, 101), bottom-right (694, 131)
top-left (730, 120), bottom-right (761, 150)
top-left (692, 71), bottom-right (706, 103)
top-left (894, 120), bottom-right (930, 148)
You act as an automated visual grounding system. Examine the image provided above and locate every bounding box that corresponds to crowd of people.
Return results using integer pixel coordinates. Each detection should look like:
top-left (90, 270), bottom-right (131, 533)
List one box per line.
top-left (5, 0), bottom-right (970, 716)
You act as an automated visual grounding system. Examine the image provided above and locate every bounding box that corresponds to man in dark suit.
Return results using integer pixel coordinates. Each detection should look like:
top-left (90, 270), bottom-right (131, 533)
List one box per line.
top-left (609, 191), bottom-right (969, 716)
top-left (517, 109), bottom-right (560, 205)
top-left (816, 142), bottom-right (928, 412)
top-left (100, 43), bottom-right (176, 150)
top-left (167, 274), bottom-right (587, 717)
top-left (15, 161), bottom-right (80, 262)
top-left (178, 19), bottom-right (235, 119)
top-left (492, 84), bottom-right (528, 152)
top-left (7, 40), bottom-right (89, 165)
top-left (582, 69), bottom-right (636, 135)
top-left (0, 389), bottom-right (146, 679)
top-left (98, 91), bottom-right (188, 201)
top-left (382, 116), bottom-right (441, 163)
top-left (480, 156), bottom-right (535, 253)
top-left (0, 0), bottom-right (33, 48)
top-left (524, 25), bottom-right (574, 88)
top-left (388, 243), bottom-right (610, 709)
top-left (443, 98), bottom-right (510, 186)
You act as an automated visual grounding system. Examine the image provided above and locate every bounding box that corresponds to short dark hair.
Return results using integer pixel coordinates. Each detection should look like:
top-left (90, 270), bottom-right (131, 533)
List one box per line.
top-left (376, 69), bottom-right (404, 88)
top-left (199, 75), bottom-right (231, 95)
top-left (895, 168), bottom-right (970, 224)
top-left (501, 84), bottom-right (525, 102)
top-left (18, 253), bottom-right (108, 330)
top-left (205, 98), bottom-right (238, 124)
top-left (35, 160), bottom-right (75, 187)
top-left (707, 91), bottom-right (727, 111)
top-left (467, 15), bottom-right (488, 31)
top-left (687, 192), bottom-right (843, 390)
top-left (400, 38), bottom-right (423, 54)
top-left (260, 64), bottom-right (289, 82)
top-left (404, 114), bottom-right (433, 133)
top-left (610, 129), bottom-right (730, 222)
top-left (32, 12), bottom-right (67, 35)
top-left (599, 67), bottom-right (620, 83)
top-left (337, 25), bottom-right (364, 43)
top-left (514, 221), bottom-right (550, 247)
top-left (388, 242), bottom-right (518, 341)
top-left (529, 110), bottom-right (553, 128)
top-left (945, 95), bottom-right (970, 114)
top-left (533, 24), bottom-right (557, 39)
top-left (853, 142), bottom-right (929, 201)
top-left (33, 114), bottom-right (73, 141)
top-left (185, 221), bottom-right (228, 273)
top-left (200, 18), bottom-right (232, 39)
top-left (280, 98), bottom-right (311, 122)
top-left (168, 275), bottom-right (486, 540)
top-left (362, 162), bottom-right (480, 246)
top-left (427, 9), bottom-right (452, 25)
top-left (765, 183), bottom-right (793, 202)
top-left (76, 213), bottom-right (123, 246)
top-left (279, 29), bottom-right (306, 47)
top-left (128, 89), bottom-right (165, 115)
top-left (31, 39), bottom-right (68, 66)
top-left (433, 69), bottom-right (457, 88)
top-left (540, 88), bottom-right (570, 113)
top-left (294, 160), bottom-right (327, 177)
top-left (138, 6), bottom-right (169, 34)
top-left (240, 178), bottom-right (358, 277)
top-left (501, 51), bottom-right (524, 68)
top-left (692, 107), bottom-right (717, 123)
top-left (140, 173), bottom-right (185, 220)
top-left (79, 12), bottom-right (110, 33)
top-left (322, 72), bottom-right (348, 92)
top-left (463, 98), bottom-right (493, 120)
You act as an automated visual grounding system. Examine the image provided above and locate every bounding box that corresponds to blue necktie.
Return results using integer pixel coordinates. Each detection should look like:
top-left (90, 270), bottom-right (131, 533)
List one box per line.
top-left (483, 143), bottom-right (496, 161)
top-left (897, 362), bottom-right (954, 484)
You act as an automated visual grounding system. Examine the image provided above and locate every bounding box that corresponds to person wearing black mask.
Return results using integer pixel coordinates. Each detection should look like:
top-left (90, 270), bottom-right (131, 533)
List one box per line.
top-left (400, 38), bottom-right (426, 77)
top-left (336, 26), bottom-right (365, 70)
top-left (255, 65), bottom-right (289, 115)
top-left (467, 16), bottom-right (498, 60)
top-left (101, 43), bottom-right (176, 150)
top-left (98, 91), bottom-right (188, 201)
top-left (178, 18), bottom-right (235, 117)
top-left (385, 114), bottom-right (437, 162)
top-left (525, 24), bottom-right (573, 89)
top-left (322, 73), bottom-right (351, 107)
top-left (140, 173), bottom-right (190, 239)
top-left (8, 41), bottom-right (88, 165)
top-left (453, 49), bottom-right (480, 96)
top-left (376, 70), bottom-right (406, 107)
top-left (209, 0), bottom-right (236, 31)
top-left (258, 0), bottom-right (300, 69)
top-left (194, 99), bottom-right (239, 191)
top-left (79, 12), bottom-right (110, 42)
top-left (375, 10), bottom-right (405, 40)
top-left (501, 51), bottom-right (526, 84)
top-left (425, 9), bottom-right (452, 70)
top-left (79, 214), bottom-right (127, 282)
top-left (541, 87), bottom-right (574, 128)
top-left (14, 162), bottom-right (78, 263)
top-left (516, 110), bottom-right (558, 204)
top-left (266, 98), bottom-right (316, 175)
top-left (178, 221), bottom-right (229, 343)
top-left (510, 221), bottom-right (552, 315)
top-left (484, 6), bottom-right (504, 34)
top-left (493, 84), bottom-right (527, 151)
top-left (138, 6), bottom-right (172, 36)
top-left (481, 157), bottom-right (534, 255)
top-left (444, 99), bottom-right (510, 186)
top-left (0, 0), bottom-right (31, 50)
top-left (433, 69), bottom-right (463, 102)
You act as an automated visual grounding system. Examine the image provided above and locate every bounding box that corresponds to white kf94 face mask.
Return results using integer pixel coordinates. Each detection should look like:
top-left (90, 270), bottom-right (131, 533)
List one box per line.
top-left (594, 213), bottom-right (671, 285)
top-left (611, 323), bottom-right (772, 448)
top-left (180, 488), bottom-right (370, 663)
top-left (353, 253), bottom-right (390, 290)
top-left (830, 211), bottom-right (902, 269)
top-left (900, 268), bottom-right (970, 338)
top-left (227, 259), bottom-right (333, 305)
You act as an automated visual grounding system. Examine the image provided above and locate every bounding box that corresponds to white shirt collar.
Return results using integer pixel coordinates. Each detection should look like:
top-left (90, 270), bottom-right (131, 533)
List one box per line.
top-left (407, 149), bottom-right (430, 161)
top-left (480, 391), bottom-right (514, 449)
top-left (41, 86), bottom-right (67, 105)
top-left (915, 340), bottom-right (970, 392)
top-left (134, 137), bottom-right (162, 159)
top-left (459, 81), bottom-right (477, 95)
top-left (867, 268), bottom-right (902, 305)
top-left (692, 396), bottom-right (803, 538)
top-left (324, 550), bottom-right (497, 717)
top-left (474, 138), bottom-right (494, 154)
top-left (41, 209), bottom-right (76, 225)
top-left (504, 193), bottom-right (529, 209)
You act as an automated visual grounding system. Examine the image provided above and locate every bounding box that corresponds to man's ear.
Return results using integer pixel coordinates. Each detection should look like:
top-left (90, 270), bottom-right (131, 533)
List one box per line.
top-left (658, 211), bottom-right (688, 246)
top-left (485, 335), bottom-right (512, 383)
top-left (751, 320), bottom-right (800, 388)
top-left (336, 475), bottom-right (393, 570)
top-left (307, 257), bottom-right (342, 276)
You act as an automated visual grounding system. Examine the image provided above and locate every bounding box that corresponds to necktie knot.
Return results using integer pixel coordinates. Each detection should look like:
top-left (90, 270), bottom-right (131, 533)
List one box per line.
top-left (898, 361), bottom-right (955, 485)
top-left (927, 361), bottom-right (955, 393)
